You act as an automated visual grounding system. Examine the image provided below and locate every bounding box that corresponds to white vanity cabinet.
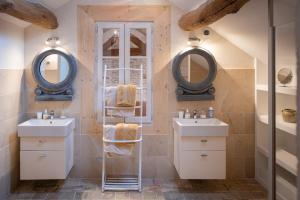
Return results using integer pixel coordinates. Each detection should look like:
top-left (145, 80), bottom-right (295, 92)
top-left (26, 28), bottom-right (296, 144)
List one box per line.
top-left (18, 118), bottom-right (75, 180)
top-left (173, 118), bottom-right (228, 179)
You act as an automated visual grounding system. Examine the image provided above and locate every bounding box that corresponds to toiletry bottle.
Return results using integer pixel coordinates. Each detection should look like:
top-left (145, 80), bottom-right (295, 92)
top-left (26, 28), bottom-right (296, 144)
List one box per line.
top-left (60, 110), bottom-right (67, 119)
top-left (178, 110), bottom-right (184, 119)
top-left (185, 109), bottom-right (190, 119)
top-left (200, 110), bottom-right (206, 119)
top-left (208, 107), bottom-right (214, 118)
top-left (43, 109), bottom-right (48, 120)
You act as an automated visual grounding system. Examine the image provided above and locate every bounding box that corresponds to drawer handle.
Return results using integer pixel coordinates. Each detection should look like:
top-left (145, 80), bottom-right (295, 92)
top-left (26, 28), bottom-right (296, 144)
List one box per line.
top-left (38, 140), bottom-right (44, 143)
top-left (201, 154), bottom-right (208, 157)
top-left (201, 139), bottom-right (208, 143)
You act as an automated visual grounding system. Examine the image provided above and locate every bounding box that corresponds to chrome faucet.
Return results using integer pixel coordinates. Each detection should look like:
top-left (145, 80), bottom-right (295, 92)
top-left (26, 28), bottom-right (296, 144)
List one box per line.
top-left (49, 110), bottom-right (55, 119)
top-left (192, 109), bottom-right (198, 119)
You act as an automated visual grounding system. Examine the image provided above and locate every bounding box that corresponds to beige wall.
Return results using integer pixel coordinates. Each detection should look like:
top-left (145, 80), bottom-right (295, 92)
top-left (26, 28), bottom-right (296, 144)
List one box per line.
top-left (24, 3), bottom-right (255, 179)
top-left (0, 19), bottom-right (25, 198)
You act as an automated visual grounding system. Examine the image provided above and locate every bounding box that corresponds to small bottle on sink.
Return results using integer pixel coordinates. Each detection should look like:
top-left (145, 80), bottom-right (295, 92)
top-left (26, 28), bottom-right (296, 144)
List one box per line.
top-left (184, 109), bottom-right (191, 119)
top-left (43, 109), bottom-right (49, 120)
top-left (199, 110), bottom-right (206, 119)
top-left (207, 107), bottom-right (214, 118)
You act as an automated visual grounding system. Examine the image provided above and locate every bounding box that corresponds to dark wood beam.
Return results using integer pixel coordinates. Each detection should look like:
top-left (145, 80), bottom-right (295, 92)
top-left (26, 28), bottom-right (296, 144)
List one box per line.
top-left (104, 48), bottom-right (143, 56)
top-left (130, 35), bottom-right (146, 56)
top-left (178, 0), bottom-right (250, 31)
top-left (0, 0), bottom-right (58, 29)
top-left (103, 36), bottom-right (119, 53)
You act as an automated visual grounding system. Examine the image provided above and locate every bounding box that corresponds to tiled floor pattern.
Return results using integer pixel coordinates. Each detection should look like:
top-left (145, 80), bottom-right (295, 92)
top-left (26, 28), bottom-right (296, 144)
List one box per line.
top-left (8, 178), bottom-right (267, 200)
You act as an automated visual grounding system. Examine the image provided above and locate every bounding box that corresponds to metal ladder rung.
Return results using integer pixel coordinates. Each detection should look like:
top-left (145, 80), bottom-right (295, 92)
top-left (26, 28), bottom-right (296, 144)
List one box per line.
top-left (107, 177), bottom-right (138, 180)
top-left (103, 184), bottom-right (140, 191)
top-left (105, 182), bottom-right (138, 185)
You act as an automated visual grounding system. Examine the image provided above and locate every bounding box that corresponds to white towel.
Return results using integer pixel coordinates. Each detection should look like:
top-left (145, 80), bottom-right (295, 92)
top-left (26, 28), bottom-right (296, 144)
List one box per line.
top-left (103, 125), bottom-right (134, 156)
top-left (105, 86), bottom-right (117, 106)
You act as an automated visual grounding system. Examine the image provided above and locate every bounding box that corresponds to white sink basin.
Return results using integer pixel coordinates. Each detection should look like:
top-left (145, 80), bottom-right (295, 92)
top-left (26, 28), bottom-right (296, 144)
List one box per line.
top-left (18, 118), bottom-right (75, 137)
top-left (173, 118), bottom-right (229, 136)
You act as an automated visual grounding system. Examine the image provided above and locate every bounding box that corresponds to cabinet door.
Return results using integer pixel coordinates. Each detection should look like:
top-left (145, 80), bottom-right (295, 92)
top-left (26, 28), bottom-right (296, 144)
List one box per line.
top-left (20, 151), bottom-right (66, 180)
top-left (180, 150), bottom-right (226, 179)
top-left (21, 137), bottom-right (65, 151)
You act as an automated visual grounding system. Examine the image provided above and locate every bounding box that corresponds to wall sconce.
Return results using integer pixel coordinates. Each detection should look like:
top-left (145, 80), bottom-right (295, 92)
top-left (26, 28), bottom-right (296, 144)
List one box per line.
top-left (45, 36), bottom-right (61, 47)
top-left (187, 36), bottom-right (201, 47)
top-left (187, 29), bottom-right (211, 47)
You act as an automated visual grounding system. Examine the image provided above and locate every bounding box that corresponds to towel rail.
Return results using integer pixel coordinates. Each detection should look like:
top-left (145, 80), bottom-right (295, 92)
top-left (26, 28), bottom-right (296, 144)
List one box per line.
top-left (103, 137), bottom-right (142, 143)
top-left (102, 64), bottom-right (143, 192)
top-left (102, 86), bottom-right (146, 90)
top-left (104, 67), bottom-right (143, 71)
top-left (105, 106), bottom-right (142, 109)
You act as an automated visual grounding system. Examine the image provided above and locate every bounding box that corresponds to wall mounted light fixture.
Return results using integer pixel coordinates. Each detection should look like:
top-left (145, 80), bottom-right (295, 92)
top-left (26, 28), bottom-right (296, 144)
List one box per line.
top-left (45, 36), bottom-right (61, 47)
top-left (187, 36), bottom-right (201, 47)
top-left (187, 29), bottom-right (211, 47)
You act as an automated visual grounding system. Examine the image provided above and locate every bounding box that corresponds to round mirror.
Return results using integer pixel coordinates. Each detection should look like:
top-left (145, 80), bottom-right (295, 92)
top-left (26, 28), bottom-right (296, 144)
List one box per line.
top-left (173, 47), bottom-right (217, 92)
top-left (32, 49), bottom-right (77, 93)
top-left (40, 54), bottom-right (70, 84)
top-left (179, 54), bottom-right (209, 84)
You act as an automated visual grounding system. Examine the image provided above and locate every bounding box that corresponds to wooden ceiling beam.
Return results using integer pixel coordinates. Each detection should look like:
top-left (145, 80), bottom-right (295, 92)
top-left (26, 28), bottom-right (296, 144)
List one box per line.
top-left (0, 0), bottom-right (58, 29)
top-left (103, 48), bottom-right (143, 57)
top-left (178, 0), bottom-right (250, 31)
top-left (103, 36), bottom-right (119, 52)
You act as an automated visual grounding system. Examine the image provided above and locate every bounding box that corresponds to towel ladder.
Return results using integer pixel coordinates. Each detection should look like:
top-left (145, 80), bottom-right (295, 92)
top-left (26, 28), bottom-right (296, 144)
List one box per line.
top-left (102, 64), bottom-right (143, 192)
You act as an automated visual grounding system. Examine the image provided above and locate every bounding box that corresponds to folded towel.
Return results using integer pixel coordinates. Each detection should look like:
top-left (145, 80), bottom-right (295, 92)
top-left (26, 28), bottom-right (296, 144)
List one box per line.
top-left (105, 87), bottom-right (135, 117)
top-left (116, 84), bottom-right (137, 107)
top-left (104, 123), bottom-right (139, 157)
top-left (115, 123), bottom-right (139, 149)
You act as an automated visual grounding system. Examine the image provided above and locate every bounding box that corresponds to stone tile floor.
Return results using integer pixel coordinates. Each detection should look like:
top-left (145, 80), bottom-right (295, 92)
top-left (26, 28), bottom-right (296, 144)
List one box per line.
top-left (8, 178), bottom-right (267, 200)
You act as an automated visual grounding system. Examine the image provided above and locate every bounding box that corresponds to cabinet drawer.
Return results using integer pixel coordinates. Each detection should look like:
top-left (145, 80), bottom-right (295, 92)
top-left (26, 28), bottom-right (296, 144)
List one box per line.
top-left (181, 137), bottom-right (226, 151)
top-left (180, 150), bottom-right (226, 179)
top-left (21, 137), bottom-right (65, 151)
top-left (20, 151), bottom-right (66, 180)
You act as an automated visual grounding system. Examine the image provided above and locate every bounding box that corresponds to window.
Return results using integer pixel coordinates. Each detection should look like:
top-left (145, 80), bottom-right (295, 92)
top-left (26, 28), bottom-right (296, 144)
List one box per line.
top-left (97, 22), bottom-right (153, 123)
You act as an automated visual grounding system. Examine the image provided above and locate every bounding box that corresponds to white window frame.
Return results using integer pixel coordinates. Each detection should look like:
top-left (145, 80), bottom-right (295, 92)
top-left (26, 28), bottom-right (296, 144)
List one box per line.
top-left (96, 22), bottom-right (153, 123)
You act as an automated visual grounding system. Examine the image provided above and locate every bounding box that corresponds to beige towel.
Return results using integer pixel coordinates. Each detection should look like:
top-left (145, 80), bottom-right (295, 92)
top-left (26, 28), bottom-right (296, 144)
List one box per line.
top-left (104, 87), bottom-right (135, 117)
top-left (115, 123), bottom-right (139, 152)
top-left (116, 84), bottom-right (137, 107)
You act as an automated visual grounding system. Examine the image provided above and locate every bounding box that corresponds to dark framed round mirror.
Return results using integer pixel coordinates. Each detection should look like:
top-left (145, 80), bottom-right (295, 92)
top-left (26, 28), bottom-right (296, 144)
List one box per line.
top-left (33, 49), bottom-right (77, 93)
top-left (32, 49), bottom-right (77, 101)
top-left (172, 47), bottom-right (217, 101)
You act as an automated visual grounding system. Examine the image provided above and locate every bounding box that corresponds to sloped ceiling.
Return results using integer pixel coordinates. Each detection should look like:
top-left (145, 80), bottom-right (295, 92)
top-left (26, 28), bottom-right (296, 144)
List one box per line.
top-left (175, 0), bottom-right (296, 65)
top-left (209, 0), bottom-right (268, 64)
top-left (170, 0), bottom-right (269, 63)
top-left (1, 0), bottom-right (295, 65)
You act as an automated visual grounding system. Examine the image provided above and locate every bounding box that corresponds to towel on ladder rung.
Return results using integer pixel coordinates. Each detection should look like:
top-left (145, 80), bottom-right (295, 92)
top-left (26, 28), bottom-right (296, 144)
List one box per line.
top-left (104, 123), bottom-right (139, 157)
top-left (116, 84), bottom-right (137, 107)
top-left (105, 86), bottom-right (135, 117)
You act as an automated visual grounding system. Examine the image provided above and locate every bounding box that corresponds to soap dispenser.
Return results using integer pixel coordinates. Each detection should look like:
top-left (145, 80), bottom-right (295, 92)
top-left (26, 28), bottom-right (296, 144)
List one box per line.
top-left (184, 109), bottom-right (191, 119)
top-left (43, 109), bottom-right (49, 120)
top-left (207, 107), bottom-right (214, 118)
